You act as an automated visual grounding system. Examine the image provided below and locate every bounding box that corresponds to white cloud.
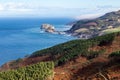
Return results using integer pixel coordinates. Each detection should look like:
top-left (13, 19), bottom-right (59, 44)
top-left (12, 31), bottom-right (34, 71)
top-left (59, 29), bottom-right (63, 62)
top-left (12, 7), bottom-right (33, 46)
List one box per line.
top-left (74, 5), bottom-right (120, 20)
top-left (0, 2), bottom-right (120, 18)
top-left (0, 2), bottom-right (33, 12)
top-left (0, 4), bottom-right (4, 11)
top-left (0, 2), bottom-right (89, 17)
top-left (75, 13), bottom-right (103, 20)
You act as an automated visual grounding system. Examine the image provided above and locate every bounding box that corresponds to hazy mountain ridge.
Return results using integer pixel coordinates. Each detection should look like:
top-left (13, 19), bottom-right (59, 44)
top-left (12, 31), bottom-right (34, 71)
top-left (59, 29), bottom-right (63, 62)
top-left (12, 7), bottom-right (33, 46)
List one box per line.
top-left (66, 10), bottom-right (120, 39)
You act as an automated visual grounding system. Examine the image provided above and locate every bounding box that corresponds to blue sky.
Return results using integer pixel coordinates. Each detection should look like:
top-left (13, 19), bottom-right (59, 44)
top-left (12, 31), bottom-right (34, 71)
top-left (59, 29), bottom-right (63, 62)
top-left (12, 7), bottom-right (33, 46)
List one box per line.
top-left (0, 0), bottom-right (120, 18)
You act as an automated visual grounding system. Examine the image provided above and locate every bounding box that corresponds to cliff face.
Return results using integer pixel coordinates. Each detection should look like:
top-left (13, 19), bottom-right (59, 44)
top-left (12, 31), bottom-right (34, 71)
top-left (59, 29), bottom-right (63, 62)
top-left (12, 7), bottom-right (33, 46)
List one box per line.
top-left (67, 10), bottom-right (120, 39)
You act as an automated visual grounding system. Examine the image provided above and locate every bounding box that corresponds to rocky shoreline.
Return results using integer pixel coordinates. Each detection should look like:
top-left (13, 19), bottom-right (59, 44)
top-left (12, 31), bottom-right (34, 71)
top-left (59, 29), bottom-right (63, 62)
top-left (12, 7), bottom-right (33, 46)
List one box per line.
top-left (40, 23), bottom-right (100, 39)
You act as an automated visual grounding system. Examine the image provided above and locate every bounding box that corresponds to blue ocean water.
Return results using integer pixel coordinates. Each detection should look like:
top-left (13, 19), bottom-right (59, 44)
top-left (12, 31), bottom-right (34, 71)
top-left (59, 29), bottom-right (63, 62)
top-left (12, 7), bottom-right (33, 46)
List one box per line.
top-left (0, 18), bottom-right (75, 65)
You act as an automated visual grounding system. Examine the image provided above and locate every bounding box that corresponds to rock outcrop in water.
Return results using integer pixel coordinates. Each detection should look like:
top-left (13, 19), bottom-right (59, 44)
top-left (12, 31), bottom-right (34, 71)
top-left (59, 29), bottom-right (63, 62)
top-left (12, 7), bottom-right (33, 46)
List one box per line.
top-left (41, 24), bottom-right (55, 33)
top-left (41, 24), bottom-right (66, 34)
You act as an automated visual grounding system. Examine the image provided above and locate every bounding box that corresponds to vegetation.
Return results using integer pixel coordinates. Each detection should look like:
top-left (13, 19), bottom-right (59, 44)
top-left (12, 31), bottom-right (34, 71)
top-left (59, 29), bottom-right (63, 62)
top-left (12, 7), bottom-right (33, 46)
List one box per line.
top-left (30, 32), bottom-right (120, 66)
top-left (109, 50), bottom-right (120, 57)
top-left (10, 58), bottom-right (23, 67)
top-left (0, 62), bottom-right (54, 80)
top-left (102, 27), bottom-right (120, 34)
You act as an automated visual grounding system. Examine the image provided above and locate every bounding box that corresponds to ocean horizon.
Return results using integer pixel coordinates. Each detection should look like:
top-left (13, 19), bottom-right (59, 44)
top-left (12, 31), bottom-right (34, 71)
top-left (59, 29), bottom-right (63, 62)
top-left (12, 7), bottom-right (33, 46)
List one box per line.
top-left (0, 18), bottom-right (75, 65)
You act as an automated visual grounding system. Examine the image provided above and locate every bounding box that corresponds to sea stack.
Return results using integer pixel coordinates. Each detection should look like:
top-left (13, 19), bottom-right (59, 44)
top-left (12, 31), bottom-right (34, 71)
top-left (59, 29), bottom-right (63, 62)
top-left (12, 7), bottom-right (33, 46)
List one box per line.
top-left (41, 24), bottom-right (55, 33)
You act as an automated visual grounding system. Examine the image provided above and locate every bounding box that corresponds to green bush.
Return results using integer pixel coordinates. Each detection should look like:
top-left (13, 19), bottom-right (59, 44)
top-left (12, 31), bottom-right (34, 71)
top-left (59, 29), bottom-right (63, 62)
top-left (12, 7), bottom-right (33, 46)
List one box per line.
top-left (86, 49), bottom-right (105, 59)
top-left (0, 62), bottom-right (54, 80)
top-left (109, 51), bottom-right (120, 57)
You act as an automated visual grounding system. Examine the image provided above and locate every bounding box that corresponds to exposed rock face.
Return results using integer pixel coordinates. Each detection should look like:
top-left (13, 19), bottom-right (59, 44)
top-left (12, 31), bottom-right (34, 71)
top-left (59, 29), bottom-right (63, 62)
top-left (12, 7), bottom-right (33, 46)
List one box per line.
top-left (41, 24), bottom-right (55, 33)
top-left (41, 24), bottom-right (66, 34)
top-left (66, 10), bottom-right (120, 39)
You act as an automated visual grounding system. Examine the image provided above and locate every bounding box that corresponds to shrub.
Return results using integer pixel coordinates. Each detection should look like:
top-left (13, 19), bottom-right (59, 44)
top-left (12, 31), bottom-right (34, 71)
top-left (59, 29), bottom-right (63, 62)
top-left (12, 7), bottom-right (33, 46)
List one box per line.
top-left (109, 51), bottom-right (120, 57)
top-left (0, 62), bottom-right (54, 80)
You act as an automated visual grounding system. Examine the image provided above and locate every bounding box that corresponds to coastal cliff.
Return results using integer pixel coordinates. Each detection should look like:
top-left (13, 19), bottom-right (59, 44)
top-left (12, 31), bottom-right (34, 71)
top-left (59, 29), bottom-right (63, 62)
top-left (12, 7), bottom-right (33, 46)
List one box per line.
top-left (66, 10), bottom-right (120, 39)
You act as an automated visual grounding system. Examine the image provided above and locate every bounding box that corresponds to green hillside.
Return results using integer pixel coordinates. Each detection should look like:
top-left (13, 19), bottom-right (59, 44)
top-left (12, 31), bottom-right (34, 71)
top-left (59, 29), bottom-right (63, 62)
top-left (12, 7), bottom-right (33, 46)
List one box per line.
top-left (30, 32), bottom-right (120, 66)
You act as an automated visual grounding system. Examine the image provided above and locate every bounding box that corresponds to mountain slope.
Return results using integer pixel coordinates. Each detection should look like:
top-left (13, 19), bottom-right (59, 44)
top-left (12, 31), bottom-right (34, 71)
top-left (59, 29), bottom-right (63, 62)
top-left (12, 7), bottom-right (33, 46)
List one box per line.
top-left (66, 10), bottom-right (120, 39)
top-left (54, 33), bottom-right (120, 80)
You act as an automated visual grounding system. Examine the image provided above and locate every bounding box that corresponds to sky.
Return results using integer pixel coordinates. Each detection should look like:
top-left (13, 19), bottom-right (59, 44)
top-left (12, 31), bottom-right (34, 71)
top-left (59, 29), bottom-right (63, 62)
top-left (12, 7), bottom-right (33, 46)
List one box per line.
top-left (0, 0), bottom-right (120, 19)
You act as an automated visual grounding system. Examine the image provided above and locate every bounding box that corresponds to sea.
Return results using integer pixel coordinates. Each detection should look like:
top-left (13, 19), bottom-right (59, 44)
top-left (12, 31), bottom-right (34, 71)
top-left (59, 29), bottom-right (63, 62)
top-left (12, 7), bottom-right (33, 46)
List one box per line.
top-left (0, 18), bottom-right (75, 65)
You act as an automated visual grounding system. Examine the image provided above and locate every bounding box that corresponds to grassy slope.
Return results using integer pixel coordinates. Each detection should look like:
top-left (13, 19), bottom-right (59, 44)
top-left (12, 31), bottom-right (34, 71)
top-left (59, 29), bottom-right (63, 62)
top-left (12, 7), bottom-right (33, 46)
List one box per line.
top-left (30, 32), bottom-right (120, 66)
top-left (102, 27), bottom-right (120, 34)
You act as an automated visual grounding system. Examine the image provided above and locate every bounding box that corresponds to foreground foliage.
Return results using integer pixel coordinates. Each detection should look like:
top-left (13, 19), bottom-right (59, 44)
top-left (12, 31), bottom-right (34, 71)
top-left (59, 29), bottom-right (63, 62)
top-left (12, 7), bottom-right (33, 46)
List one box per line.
top-left (0, 62), bottom-right (54, 80)
top-left (109, 50), bottom-right (120, 57)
